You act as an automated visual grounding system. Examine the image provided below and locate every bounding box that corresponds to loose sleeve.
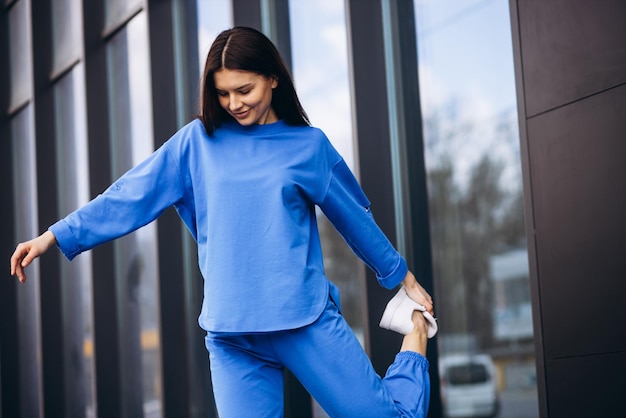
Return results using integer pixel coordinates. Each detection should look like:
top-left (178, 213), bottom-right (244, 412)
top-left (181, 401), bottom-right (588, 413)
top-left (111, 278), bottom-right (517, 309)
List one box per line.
top-left (319, 159), bottom-right (408, 289)
top-left (50, 143), bottom-right (185, 261)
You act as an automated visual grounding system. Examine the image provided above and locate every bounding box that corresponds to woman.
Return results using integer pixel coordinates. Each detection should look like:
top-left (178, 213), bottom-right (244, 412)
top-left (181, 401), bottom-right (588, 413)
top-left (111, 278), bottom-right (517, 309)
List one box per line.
top-left (11, 26), bottom-right (436, 417)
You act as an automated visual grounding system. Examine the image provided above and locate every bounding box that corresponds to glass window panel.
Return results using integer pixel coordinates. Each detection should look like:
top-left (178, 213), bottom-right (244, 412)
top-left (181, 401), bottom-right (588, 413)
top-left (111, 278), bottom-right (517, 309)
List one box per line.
top-left (287, 5), bottom-right (355, 417)
top-left (288, 0), bottom-right (360, 334)
top-left (8, 0), bottom-right (33, 112)
top-left (196, 0), bottom-right (233, 75)
top-left (11, 105), bottom-right (44, 417)
top-left (51, 0), bottom-right (82, 77)
top-left (107, 11), bottom-right (162, 416)
top-left (11, 106), bottom-right (38, 254)
top-left (414, 0), bottom-right (538, 417)
top-left (53, 64), bottom-right (95, 417)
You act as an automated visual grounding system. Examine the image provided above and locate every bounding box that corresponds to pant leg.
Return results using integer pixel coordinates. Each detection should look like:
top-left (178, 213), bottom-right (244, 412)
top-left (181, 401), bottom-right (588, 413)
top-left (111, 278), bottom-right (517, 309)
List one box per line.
top-left (384, 351), bottom-right (431, 418)
top-left (205, 333), bottom-right (285, 418)
top-left (271, 298), bottom-right (430, 418)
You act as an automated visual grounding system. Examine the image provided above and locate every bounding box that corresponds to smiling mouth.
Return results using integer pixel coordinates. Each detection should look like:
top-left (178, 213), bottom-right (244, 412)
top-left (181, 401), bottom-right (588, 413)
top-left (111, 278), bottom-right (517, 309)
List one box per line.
top-left (233, 110), bottom-right (250, 119)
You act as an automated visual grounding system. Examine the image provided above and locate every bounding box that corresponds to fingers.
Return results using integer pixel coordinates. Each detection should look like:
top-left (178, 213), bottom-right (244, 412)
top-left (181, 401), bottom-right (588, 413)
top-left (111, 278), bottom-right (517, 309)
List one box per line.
top-left (405, 285), bottom-right (435, 316)
top-left (15, 265), bottom-right (27, 283)
top-left (425, 302), bottom-right (434, 317)
top-left (418, 297), bottom-right (434, 316)
top-left (10, 244), bottom-right (32, 283)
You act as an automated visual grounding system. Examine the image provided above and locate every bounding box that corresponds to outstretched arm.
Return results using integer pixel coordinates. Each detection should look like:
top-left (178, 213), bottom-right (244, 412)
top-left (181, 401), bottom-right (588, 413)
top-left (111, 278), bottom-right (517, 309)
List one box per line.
top-left (319, 160), bottom-right (434, 315)
top-left (10, 230), bottom-right (57, 283)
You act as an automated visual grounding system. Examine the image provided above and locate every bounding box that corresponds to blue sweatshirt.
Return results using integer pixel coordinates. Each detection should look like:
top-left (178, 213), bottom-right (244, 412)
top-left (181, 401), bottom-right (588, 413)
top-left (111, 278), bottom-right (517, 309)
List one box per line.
top-left (50, 119), bottom-right (408, 333)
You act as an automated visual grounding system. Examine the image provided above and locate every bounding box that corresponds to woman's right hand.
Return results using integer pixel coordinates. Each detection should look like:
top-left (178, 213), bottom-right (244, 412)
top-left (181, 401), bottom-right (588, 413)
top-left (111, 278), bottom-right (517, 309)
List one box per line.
top-left (10, 230), bottom-right (57, 283)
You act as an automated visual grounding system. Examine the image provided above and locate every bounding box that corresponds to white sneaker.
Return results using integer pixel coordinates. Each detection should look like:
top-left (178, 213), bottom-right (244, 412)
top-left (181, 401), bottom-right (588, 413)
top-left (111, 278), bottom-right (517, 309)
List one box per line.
top-left (379, 287), bottom-right (438, 338)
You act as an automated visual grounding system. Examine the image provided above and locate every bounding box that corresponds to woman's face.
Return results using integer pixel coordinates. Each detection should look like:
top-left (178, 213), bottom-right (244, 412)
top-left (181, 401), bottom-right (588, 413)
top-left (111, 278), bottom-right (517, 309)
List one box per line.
top-left (214, 68), bottom-right (278, 126)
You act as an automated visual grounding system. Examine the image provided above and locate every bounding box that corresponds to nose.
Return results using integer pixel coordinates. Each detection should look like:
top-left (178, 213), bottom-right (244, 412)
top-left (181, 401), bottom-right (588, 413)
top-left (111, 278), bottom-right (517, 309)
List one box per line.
top-left (229, 93), bottom-right (242, 111)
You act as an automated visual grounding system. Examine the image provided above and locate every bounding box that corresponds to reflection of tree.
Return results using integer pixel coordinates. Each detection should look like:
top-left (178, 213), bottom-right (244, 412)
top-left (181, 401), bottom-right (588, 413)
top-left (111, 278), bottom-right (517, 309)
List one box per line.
top-left (425, 100), bottom-right (525, 351)
top-left (428, 157), bottom-right (468, 337)
top-left (458, 155), bottom-right (505, 348)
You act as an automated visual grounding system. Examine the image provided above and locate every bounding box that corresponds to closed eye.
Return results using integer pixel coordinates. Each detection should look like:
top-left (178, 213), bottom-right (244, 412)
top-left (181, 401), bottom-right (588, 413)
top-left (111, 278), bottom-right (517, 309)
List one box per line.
top-left (216, 87), bottom-right (252, 96)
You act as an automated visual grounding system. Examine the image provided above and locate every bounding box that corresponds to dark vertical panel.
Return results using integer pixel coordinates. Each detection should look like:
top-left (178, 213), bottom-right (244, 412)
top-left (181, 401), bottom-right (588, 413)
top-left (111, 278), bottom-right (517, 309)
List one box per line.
top-left (517, 0), bottom-right (626, 116)
top-left (546, 352), bottom-right (626, 418)
top-left (510, 1), bottom-right (626, 417)
top-left (175, 4), bottom-right (217, 413)
top-left (0, 5), bottom-right (18, 417)
top-left (232, 0), bottom-right (292, 69)
top-left (232, 0), bottom-right (261, 30)
top-left (146, 3), bottom-right (189, 417)
top-left (31, 1), bottom-right (87, 416)
top-left (345, 0), bottom-right (402, 376)
top-left (147, 1), bottom-right (216, 417)
top-left (2, 4), bottom-right (44, 418)
top-left (270, 0), bottom-right (291, 70)
top-left (508, 1), bottom-right (548, 416)
top-left (527, 87), bottom-right (626, 358)
top-left (389, 2), bottom-right (441, 416)
top-left (108, 27), bottom-right (145, 418)
top-left (82, 1), bottom-right (124, 416)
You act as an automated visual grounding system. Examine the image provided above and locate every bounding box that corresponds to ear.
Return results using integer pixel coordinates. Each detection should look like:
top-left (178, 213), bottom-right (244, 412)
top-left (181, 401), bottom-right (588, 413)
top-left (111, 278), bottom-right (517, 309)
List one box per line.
top-left (271, 76), bottom-right (278, 89)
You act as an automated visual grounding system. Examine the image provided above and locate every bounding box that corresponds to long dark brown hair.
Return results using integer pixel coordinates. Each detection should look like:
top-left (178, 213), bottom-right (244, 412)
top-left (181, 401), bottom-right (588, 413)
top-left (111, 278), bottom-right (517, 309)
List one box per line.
top-left (198, 26), bottom-right (310, 135)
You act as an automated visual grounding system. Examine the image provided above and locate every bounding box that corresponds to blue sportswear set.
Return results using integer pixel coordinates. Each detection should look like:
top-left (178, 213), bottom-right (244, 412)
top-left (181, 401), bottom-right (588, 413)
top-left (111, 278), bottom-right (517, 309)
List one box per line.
top-left (50, 119), bottom-right (430, 417)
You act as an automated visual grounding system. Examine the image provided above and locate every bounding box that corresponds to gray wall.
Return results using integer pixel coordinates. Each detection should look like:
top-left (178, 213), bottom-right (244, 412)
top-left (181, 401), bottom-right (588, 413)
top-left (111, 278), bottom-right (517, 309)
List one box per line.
top-left (509, 1), bottom-right (626, 417)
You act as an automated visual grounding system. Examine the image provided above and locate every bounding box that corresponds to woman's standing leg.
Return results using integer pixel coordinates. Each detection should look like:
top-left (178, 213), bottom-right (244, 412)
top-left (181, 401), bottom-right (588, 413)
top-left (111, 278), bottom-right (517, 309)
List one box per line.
top-left (272, 299), bottom-right (430, 418)
top-left (205, 333), bottom-right (285, 418)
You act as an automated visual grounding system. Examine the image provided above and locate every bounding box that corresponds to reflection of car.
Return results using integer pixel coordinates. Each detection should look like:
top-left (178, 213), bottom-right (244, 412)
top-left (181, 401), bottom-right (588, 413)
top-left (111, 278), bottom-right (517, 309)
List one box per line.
top-left (439, 354), bottom-right (499, 418)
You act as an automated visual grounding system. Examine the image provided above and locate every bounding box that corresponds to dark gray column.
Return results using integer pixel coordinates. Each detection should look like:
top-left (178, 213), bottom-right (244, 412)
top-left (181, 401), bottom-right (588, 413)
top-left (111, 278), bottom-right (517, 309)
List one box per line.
top-left (384, 2), bottom-right (441, 416)
top-left (346, 1), bottom-right (441, 415)
top-left (2, 2), bottom-right (44, 417)
top-left (0, 6), bottom-right (20, 418)
top-left (147, 1), bottom-right (217, 417)
top-left (345, 0), bottom-right (401, 374)
top-left (510, 1), bottom-right (626, 417)
top-left (83, 1), bottom-right (133, 416)
top-left (30, 0), bottom-right (87, 416)
top-left (232, 0), bottom-right (292, 69)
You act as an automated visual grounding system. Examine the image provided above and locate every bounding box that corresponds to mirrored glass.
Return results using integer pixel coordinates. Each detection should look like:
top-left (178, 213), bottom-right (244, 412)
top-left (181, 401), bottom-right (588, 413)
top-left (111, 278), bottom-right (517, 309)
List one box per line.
top-left (289, 0), bottom-right (360, 333)
top-left (10, 104), bottom-right (43, 417)
top-left (8, 0), bottom-right (33, 112)
top-left (196, 0), bottom-right (233, 75)
top-left (107, 11), bottom-right (162, 416)
top-left (53, 65), bottom-right (95, 417)
top-left (104, 0), bottom-right (143, 34)
top-left (288, 4), bottom-right (356, 416)
top-left (414, 1), bottom-right (538, 417)
top-left (51, 0), bottom-right (82, 77)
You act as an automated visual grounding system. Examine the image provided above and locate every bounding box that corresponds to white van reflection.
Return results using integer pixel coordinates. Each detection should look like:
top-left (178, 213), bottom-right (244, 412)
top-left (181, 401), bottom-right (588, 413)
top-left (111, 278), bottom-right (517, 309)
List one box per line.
top-left (439, 354), bottom-right (499, 418)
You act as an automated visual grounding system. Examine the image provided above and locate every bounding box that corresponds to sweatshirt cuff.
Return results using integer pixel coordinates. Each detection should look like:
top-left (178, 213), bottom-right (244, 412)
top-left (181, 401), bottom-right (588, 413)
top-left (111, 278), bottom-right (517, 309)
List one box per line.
top-left (377, 256), bottom-right (408, 289)
top-left (49, 220), bottom-right (81, 261)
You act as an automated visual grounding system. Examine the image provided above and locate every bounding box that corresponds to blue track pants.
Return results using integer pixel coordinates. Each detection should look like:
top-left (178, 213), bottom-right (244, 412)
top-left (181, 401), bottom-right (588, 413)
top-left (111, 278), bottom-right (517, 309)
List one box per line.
top-left (205, 297), bottom-right (430, 418)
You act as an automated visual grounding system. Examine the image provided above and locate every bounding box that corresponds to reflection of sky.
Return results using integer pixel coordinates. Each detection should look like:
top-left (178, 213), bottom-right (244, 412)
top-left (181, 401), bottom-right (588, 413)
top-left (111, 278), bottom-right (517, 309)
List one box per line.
top-left (415, 0), bottom-right (521, 191)
top-left (415, 0), bottom-right (517, 112)
top-left (195, 0), bottom-right (520, 188)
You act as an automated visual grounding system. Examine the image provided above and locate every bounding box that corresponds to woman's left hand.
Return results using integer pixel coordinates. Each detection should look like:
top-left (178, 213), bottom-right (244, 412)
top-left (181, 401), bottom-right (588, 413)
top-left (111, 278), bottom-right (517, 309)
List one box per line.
top-left (401, 271), bottom-right (434, 316)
